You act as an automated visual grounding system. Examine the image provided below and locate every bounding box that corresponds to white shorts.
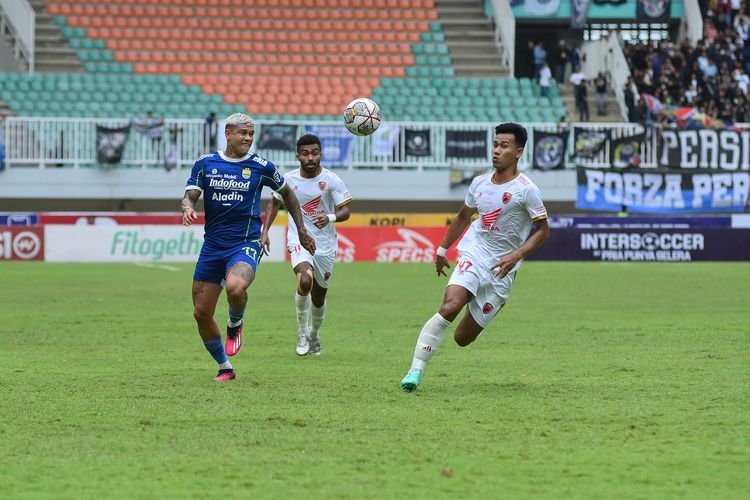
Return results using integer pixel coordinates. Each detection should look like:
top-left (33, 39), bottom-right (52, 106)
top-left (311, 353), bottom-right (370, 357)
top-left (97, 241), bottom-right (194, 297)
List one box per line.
top-left (289, 244), bottom-right (335, 289)
top-left (447, 253), bottom-right (516, 328)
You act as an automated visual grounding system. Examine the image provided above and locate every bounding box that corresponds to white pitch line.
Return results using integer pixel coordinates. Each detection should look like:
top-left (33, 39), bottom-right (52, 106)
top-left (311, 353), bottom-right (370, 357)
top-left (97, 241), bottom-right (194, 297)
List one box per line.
top-left (133, 262), bottom-right (181, 272)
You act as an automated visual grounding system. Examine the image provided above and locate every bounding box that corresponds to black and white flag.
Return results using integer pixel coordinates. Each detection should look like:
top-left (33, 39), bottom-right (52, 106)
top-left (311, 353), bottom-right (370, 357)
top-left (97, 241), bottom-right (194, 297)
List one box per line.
top-left (445, 130), bottom-right (486, 159)
top-left (96, 125), bottom-right (130, 164)
top-left (405, 129), bottom-right (431, 156)
top-left (258, 124), bottom-right (297, 151)
top-left (533, 130), bottom-right (568, 170)
top-left (573, 127), bottom-right (609, 159)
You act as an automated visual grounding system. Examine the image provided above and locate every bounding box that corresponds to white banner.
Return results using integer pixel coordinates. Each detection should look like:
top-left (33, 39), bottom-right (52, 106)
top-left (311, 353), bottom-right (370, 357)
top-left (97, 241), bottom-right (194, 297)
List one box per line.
top-left (524, 0), bottom-right (561, 15)
top-left (44, 225), bottom-right (286, 262)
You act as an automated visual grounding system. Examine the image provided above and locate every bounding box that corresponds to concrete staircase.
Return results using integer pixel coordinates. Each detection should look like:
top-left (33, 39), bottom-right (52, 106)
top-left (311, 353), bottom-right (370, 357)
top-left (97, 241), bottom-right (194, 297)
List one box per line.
top-left (28, 0), bottom-right (83, 73)
top-left (435, 0), bottom-right (509, 78)
top-left (560, 83), bottom-right (623, 123)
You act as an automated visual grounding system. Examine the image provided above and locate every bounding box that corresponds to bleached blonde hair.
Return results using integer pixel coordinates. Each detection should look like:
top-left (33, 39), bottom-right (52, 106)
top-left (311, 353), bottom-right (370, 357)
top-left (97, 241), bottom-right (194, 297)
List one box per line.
top-left (225, 113), bottom-right (255, 129)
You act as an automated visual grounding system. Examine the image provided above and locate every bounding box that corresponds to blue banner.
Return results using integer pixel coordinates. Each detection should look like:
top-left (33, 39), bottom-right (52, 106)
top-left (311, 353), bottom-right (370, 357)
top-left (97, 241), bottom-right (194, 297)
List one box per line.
top-left (576, 166), bottom-right (750, 213)
top-left (304, 125), bottom-right (355, 166)
top-left (0, 213), bottom-right (39, 226)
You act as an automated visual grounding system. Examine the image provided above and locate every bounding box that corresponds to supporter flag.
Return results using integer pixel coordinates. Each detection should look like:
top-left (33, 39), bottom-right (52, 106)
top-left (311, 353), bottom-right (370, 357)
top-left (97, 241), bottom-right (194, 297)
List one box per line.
top-left (304, 125), bottom-right (354, 166)
top-left (96, 125), bottom-right (130, 164)
top-left (641, 93), bottom-right (664, 115)
top-left (532, 130), bottom-right (568, 170)
top-left (637, 0), bottom-right (670, 20)
top-left (405, 129), bottom-right (431, 156)
top-left (570, 0), bottom-right (591, 29)
top-left (524, 0), bottom-right (561, 15)
top-left (573, 127), bottom-right (609, 159)
top-left (258, 124), bottom-right (297, 151)
top-left (610, 133), bottom-right (645, 168)
top-left (445, 130), bottom-right (487, 159)
top-left (372, 124), bottom-right (400, 158)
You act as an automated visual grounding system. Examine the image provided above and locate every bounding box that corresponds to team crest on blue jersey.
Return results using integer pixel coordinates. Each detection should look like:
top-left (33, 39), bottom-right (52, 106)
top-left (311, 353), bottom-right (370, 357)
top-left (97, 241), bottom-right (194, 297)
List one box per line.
top-left (242, 168), bottom-right (251, 179)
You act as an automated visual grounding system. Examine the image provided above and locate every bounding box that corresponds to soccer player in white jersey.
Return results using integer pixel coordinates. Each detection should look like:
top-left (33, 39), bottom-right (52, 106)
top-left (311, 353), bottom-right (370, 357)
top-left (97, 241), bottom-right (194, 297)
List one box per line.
top-left (262, 134), bottom-right (352, 356)
top-left (400, 122), bottom-right (550, 392)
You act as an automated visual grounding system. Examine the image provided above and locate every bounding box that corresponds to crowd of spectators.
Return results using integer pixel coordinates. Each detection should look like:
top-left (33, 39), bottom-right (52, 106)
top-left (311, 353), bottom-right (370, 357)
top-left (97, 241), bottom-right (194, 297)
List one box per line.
top-left (623, 1), bottom-right (750, 124)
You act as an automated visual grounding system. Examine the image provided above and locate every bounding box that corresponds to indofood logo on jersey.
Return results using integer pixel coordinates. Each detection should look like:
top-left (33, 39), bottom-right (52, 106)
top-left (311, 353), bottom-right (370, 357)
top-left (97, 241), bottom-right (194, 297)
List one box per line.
top-left (208, 178), bottom-right (251, 190)
top-left (375, 228), bottom-right (435, 262)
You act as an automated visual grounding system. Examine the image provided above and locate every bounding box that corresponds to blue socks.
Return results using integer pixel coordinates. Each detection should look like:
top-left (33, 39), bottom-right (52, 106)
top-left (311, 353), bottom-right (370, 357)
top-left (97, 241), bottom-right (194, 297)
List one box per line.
top-left (228, 305), bottom-right (245, 327)
top-left (203, 337), bottom-right (228, 365)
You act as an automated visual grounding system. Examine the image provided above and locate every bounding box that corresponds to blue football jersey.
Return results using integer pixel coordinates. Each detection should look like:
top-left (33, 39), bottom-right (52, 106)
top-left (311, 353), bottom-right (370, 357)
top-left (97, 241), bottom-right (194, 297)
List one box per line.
top-left (186, 151), bottom-right (285, 248)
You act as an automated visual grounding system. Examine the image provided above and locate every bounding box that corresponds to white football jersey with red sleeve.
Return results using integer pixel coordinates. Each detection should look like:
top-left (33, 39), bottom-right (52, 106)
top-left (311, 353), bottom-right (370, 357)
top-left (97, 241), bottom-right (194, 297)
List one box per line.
top-left (457, 172), bottom-right (547, 272)
top-left (272, 167), bottom-right (352, 255)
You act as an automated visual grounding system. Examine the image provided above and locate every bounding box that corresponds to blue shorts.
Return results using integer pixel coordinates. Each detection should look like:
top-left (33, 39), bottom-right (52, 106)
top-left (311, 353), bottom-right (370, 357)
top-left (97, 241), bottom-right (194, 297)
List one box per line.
top-left (193, 239), bottom-right (263, 286)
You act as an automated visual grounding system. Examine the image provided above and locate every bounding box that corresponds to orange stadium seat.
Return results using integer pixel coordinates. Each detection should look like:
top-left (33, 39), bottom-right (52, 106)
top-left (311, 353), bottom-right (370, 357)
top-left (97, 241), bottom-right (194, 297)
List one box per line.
top-left (34, 0), bottom-right (453, 119)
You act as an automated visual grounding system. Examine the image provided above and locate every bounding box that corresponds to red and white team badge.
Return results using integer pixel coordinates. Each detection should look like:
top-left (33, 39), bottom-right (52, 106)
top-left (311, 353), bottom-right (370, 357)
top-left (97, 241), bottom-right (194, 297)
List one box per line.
top-left (502, 192), bottom-right (512, 204)
top-left (482, 303), bottom-right (494, 314)
top-left (318, 181), bottom-right (327, 191)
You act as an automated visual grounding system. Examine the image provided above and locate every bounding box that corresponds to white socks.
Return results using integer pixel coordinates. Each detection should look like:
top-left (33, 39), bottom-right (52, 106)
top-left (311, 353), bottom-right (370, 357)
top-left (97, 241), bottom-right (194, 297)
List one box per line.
top-left (410, 313), bottom-right (451, 372)
top-left (219, 361), bottom-right (233, 370)
top-left (295, 292), bottom-right (311, 336)
top-left (310, 301), bottom-right (326, 340)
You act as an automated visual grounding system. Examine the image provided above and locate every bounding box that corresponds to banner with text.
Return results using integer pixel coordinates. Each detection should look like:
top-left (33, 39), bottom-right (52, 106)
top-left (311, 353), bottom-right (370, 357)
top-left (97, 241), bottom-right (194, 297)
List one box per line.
top-left (445, 130), bottom-right (487, 159)
top-left (44, 225), bottom-right (286, 262)
top-left (658, 129), bottom-right (750, 170)
top-left (576, 166), bottom-right (750, 213)
top-left (333, 227), bottom-right (461, 263)
top-left (530, 227), bottom-right (750, 261)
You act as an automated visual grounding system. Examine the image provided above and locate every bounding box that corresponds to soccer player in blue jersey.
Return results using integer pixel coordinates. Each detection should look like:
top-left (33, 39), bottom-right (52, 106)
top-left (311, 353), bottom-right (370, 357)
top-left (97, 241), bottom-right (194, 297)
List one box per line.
top-left (181, 113), bottom-right (315, 381)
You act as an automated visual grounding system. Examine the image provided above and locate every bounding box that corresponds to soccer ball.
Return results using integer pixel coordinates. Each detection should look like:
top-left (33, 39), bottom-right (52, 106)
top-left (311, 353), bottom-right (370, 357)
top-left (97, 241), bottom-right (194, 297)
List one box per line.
top-left (343, 97), bottom-right (382, 136)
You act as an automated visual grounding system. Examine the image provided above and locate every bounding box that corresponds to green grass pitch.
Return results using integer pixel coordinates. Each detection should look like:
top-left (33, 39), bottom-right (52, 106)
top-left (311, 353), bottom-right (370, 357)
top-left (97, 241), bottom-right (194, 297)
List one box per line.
top-left (0, 262), bottom-right (747, 498)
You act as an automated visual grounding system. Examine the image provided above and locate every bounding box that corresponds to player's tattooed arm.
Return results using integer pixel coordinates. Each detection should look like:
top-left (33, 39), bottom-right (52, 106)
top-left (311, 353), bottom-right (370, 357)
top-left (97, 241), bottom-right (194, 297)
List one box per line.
top-left (278, 184), bottom-right (316, 254)
top-left (261, 197), bottom-right (282, 255)
top-left (181, 189), bottom-right (201, 226)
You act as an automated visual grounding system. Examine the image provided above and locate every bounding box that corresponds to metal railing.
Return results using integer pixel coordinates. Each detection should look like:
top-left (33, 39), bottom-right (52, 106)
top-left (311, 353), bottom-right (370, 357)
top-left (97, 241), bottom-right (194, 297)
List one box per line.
top-left (3, 116), bottom-right (653, 171)
top-left (0, 0), bottom-right (35, 73)
top-left (489, 0), bottom-right (515, 78)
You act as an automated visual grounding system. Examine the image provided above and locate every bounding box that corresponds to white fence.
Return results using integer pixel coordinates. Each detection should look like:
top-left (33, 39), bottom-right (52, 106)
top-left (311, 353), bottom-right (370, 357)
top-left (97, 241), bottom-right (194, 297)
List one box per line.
top-left (2, 116), bottom-right (653, 171)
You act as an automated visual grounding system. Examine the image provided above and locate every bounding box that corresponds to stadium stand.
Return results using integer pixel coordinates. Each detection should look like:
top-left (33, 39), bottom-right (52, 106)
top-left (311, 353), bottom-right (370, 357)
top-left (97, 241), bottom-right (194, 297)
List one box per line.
top-left (0, 0), bottom-right (565, 122)
top-left (623, 1), bottom-right (750, 124)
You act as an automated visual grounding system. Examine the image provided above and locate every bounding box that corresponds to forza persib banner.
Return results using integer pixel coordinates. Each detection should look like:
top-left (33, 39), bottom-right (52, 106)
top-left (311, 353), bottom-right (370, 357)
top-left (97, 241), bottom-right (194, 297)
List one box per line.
top-left (576, 166), bottom-right (750, 213)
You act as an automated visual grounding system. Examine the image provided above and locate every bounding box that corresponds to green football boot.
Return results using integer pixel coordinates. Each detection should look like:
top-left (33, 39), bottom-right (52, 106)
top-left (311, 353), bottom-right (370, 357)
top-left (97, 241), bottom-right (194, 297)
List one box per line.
top-left (400, 369), bottom-right (423, 392)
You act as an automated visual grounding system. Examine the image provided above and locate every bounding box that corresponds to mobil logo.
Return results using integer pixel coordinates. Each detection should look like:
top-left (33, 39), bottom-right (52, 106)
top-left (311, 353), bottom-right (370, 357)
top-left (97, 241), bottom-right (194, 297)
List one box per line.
top-left (375, 228), bottom-right (435, 262)
top-left (336, 233), bottom-right (355, 262)
top-left (0, 228), bottom-right (44, 260)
